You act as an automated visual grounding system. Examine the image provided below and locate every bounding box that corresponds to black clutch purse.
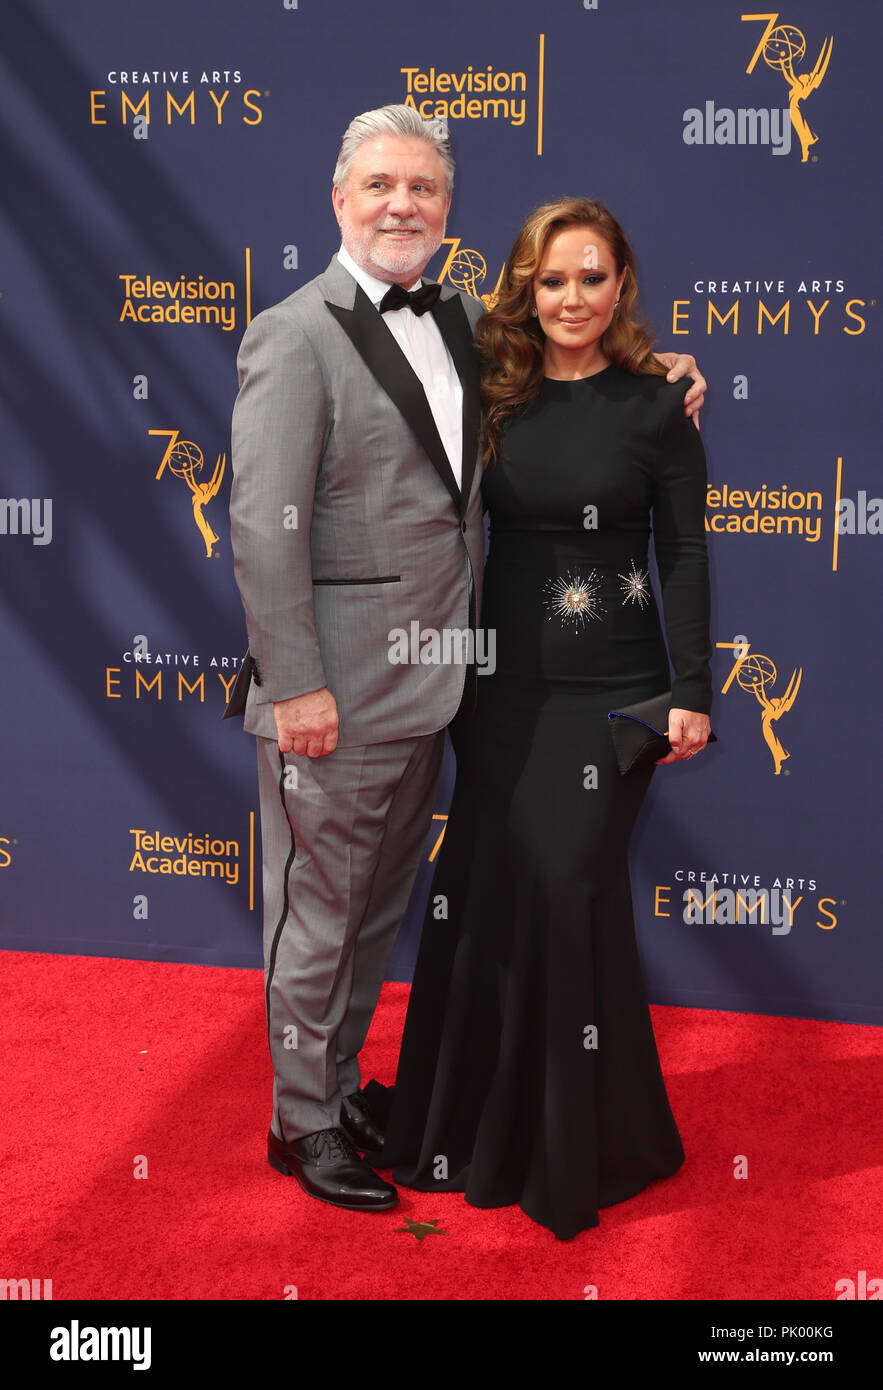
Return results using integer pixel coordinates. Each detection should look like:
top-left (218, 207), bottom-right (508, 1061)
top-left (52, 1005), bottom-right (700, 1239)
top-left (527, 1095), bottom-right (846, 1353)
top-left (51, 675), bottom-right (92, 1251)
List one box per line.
top-left (607, 691), bottom-right (716, 775)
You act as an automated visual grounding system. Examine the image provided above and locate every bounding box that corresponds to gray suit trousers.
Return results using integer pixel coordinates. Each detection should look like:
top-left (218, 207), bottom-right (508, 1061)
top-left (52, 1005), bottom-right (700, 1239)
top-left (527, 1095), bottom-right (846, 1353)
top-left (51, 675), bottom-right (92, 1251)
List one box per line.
top-left (256, 730), bottom-right (445, 1142)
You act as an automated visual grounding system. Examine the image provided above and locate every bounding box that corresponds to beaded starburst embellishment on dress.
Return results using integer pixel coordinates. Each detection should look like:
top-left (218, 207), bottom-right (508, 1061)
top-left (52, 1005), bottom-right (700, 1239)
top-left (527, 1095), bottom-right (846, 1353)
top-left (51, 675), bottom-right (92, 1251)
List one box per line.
top-left (543, 570), bottom-right (605, 628)
top-left (618, 562), bottom-right (651, 609)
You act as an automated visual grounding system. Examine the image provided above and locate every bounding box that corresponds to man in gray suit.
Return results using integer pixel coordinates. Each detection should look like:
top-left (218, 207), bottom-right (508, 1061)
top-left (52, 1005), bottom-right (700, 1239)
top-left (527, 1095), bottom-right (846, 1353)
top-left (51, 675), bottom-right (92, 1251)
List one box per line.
top-left (226, 104), bottom-right (704, 1211)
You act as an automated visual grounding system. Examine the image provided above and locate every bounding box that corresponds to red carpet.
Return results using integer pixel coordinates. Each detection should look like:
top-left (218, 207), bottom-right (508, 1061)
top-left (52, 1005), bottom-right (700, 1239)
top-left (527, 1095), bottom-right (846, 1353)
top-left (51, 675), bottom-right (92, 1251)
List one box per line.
top-left (1, 950), bottom-right (880, 1301)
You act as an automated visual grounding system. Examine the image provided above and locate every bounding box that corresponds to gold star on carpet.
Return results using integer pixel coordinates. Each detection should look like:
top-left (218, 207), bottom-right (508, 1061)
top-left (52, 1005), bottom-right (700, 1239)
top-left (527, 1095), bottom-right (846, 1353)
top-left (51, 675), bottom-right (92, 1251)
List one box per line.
top-left (394, 1217), bottom-right (447, 1242)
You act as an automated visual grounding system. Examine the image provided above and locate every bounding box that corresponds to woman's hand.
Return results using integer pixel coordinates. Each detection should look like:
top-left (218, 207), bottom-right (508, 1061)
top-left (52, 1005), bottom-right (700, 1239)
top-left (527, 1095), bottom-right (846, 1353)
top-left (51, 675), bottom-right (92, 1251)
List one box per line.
top-left (656, 708), bottom-right (711, 764)
top-left (655, 352), bottom-right (706, 426)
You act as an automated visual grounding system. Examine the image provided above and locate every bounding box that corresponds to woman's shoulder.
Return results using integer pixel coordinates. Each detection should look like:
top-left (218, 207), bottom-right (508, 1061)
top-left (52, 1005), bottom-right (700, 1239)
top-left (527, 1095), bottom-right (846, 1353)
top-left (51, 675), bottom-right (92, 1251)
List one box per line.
top-left (607, 363), bottom-right (693, 404)
top-left (607, 366), bottom-right (696, 439)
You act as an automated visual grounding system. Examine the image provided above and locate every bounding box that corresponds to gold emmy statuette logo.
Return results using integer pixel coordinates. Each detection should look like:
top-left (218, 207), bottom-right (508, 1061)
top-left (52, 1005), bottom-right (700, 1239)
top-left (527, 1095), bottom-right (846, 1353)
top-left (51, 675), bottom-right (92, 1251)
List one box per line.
top-left (719, 639), bottom-right (802, 774)
top-left (436, 238), bottom-right (504, 309)
top-left (744, 13), bottom-right (833, 162)
top-left (150, 429), bottom-right (225, 557)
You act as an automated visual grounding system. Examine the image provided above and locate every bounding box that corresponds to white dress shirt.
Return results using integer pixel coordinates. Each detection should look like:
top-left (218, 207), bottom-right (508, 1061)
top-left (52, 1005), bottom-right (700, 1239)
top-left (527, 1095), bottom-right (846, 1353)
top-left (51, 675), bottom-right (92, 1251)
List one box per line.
top-left (336, 244), bottom-right (464, 489)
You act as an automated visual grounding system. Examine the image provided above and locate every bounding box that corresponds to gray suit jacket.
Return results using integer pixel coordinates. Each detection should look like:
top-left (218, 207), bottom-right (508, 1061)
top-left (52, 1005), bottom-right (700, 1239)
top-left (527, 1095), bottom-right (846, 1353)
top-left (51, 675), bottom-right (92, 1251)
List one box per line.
top-left (225, 254), bottom-right (486, 746)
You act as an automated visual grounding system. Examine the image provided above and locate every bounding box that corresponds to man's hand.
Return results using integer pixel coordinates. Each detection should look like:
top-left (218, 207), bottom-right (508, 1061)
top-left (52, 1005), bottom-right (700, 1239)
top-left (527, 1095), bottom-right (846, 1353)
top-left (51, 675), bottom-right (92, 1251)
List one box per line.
top-left (274, 688), bottom-right (339, 758)
top-left (655, 351), bottom-right (706, 427)
top-left (656, 708), bottom-right (711, 764)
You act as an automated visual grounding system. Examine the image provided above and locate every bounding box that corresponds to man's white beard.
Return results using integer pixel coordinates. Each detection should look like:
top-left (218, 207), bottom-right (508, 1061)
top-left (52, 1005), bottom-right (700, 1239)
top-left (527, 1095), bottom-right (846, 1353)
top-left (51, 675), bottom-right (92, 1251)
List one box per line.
top-left (341, 215), bottom-right (445, 282)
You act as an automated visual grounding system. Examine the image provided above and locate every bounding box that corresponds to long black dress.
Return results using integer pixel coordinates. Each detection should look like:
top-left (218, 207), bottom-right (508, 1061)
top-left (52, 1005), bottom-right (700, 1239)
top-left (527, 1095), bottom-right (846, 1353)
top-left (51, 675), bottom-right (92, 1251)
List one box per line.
top-left (372, 365), bottom-right (712, 1240)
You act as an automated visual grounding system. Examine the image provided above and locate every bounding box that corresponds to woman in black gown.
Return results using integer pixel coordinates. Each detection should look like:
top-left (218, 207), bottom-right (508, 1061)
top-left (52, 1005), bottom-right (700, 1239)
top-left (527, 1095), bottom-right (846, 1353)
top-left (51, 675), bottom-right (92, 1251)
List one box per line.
top-left (371, 198), bottom-right (713, 1240)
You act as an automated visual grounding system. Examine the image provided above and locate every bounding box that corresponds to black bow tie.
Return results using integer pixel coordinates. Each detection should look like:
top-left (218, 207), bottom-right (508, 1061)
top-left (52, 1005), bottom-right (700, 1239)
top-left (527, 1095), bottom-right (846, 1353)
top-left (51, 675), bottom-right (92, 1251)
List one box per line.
top-left (378, 281), bottom-right (442, 316)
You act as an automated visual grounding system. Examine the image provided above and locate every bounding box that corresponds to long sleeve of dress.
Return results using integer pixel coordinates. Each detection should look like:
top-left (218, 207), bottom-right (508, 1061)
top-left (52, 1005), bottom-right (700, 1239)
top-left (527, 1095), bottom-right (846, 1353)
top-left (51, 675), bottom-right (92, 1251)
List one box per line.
top-left (651, 385), bottom-right (713, 714)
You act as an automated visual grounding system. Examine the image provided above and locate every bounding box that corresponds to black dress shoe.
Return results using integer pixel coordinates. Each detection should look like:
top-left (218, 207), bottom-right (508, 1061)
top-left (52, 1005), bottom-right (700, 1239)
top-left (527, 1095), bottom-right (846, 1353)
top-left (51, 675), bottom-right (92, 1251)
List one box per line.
top-left (267, 1126), bottom-right (398, 1210)
top-left (340, 1086), bottom-right (386, 1153)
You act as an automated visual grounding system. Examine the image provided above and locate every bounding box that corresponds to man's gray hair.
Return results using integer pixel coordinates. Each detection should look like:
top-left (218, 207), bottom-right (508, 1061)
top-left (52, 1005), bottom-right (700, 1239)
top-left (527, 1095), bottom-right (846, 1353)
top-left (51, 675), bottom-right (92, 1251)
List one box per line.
top-left (333, 104), bottom-right (454, 196)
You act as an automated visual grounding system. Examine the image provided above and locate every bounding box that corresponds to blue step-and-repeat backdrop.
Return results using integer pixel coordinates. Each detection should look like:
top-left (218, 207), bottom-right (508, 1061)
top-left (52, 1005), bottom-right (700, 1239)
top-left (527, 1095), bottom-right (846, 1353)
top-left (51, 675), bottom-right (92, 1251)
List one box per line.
top-left (1, 1), bottom-right (879, 1023)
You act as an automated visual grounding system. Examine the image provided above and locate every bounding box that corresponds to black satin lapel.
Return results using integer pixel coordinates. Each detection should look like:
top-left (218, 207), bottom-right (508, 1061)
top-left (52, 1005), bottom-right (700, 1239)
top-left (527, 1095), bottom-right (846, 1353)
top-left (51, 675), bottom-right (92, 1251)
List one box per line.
top-left (431, 293), bottom-right (482, 513)
top-left (325, 286), bottom-right (460, 510)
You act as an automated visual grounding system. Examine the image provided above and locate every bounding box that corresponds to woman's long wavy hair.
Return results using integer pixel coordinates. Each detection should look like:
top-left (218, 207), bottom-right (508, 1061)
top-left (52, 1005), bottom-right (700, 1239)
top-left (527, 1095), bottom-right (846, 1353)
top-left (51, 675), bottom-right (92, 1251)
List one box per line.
top-left (476, 198), bottom-right (667, 466)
